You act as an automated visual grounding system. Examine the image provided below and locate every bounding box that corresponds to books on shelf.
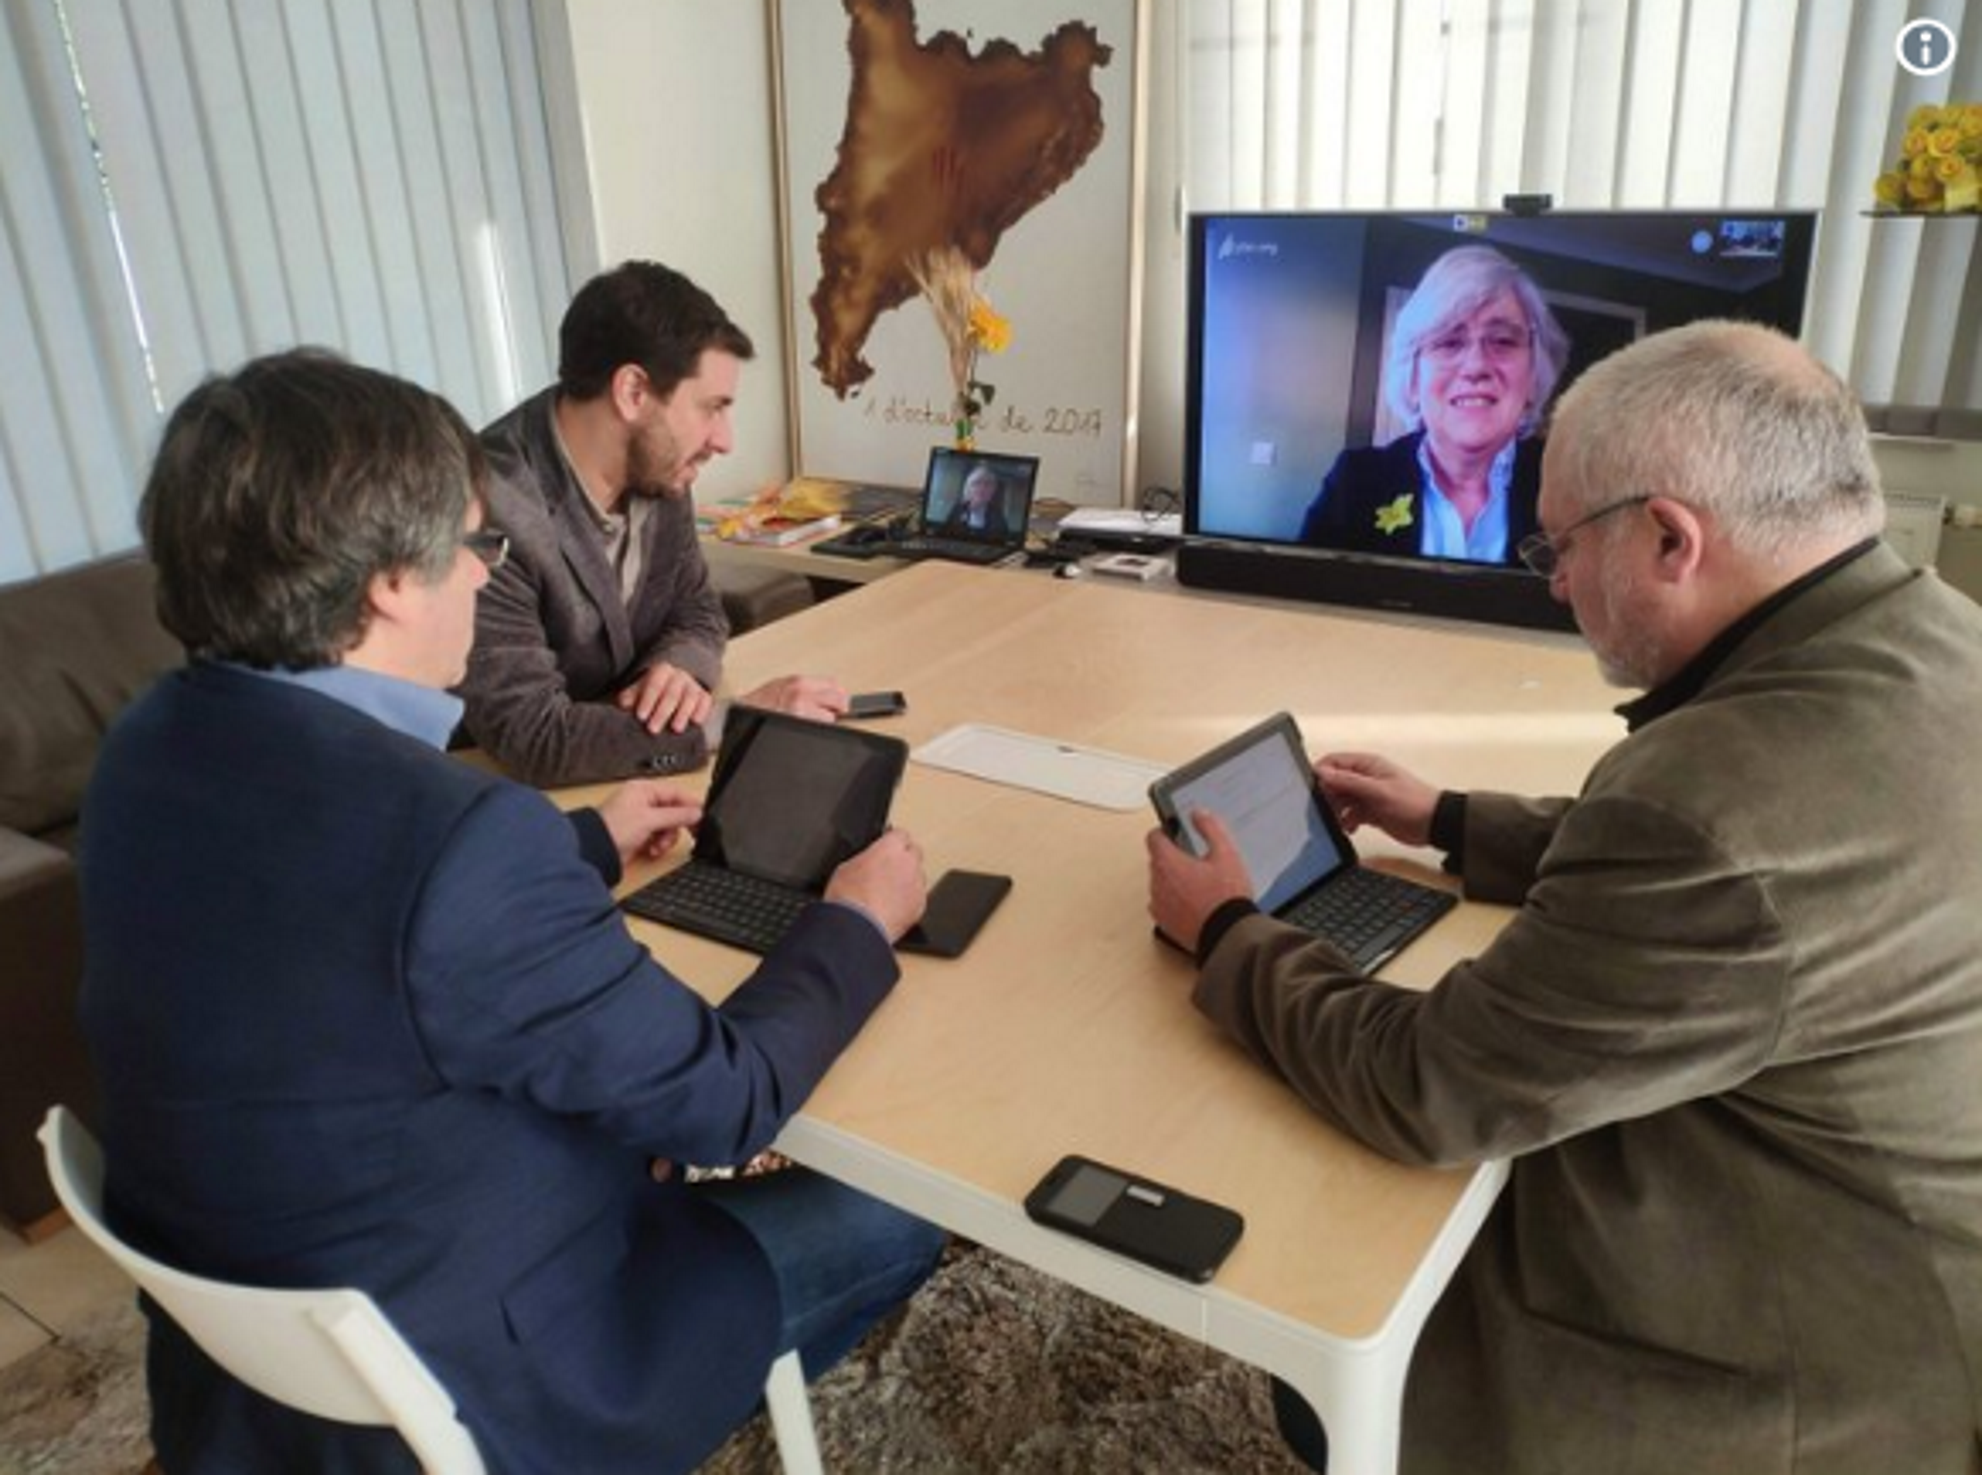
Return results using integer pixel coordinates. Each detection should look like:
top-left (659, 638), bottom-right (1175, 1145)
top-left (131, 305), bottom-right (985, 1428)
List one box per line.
top-left (721, 513), bottom-right (842, 547)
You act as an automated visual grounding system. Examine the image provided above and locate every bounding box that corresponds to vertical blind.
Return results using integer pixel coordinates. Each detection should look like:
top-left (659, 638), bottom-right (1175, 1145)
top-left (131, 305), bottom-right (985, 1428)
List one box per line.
top-left (0, 0), bottom-right (586, 583)
top-left (1181, 0), bottom-right (1982, 415)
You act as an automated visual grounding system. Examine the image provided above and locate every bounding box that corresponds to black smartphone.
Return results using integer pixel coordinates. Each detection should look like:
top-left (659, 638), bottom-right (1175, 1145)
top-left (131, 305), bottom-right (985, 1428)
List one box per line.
top-left (846, 689), bottom-right (908, 720)
top-left (898, 869), bottom-right (1012, 957)
top-left (1023, 1155), bottom-right (1244, 1283)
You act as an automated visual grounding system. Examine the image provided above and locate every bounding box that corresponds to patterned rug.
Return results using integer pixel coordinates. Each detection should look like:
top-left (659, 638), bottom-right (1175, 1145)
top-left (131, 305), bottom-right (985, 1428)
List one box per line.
top-left (0, 1244), bottom-right (1309, 1473)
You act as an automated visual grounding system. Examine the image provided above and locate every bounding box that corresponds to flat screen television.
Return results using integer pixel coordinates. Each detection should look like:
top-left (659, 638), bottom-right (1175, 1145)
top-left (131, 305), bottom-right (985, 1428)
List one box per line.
top-left (1179, 209), bottom-right (1820, 632)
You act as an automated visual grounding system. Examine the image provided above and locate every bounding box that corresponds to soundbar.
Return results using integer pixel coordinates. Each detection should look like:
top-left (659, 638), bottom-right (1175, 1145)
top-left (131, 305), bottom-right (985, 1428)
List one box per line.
top-left (1175, 540), bottom-right (1579, 634)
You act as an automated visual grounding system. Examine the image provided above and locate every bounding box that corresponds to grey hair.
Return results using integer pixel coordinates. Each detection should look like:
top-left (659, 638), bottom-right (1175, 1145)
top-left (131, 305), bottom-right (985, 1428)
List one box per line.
top-left (140, 348), bottom-right (486, 669)
top-left (1384, 244), bottom-right (1572, 436)
top-left (1547, 320), bottom-right (1884, 561)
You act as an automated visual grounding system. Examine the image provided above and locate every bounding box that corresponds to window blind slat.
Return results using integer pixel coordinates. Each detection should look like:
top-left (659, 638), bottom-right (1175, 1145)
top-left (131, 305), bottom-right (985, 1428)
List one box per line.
top-left (1669, 0), bottom-right (1743, 204)
top-left (1724, 0), bottom-right (1798, 205)
top-left (0, 4), bottom-right (150, 575)
top-left (1518, 0), bottom-right (1579, 199)
top-left (1390, 0), bottom-right (1444, 206)
top-left (1615, 0), bottom-right (1685, 206)
top-left (282, 0), bottom-right (396, 371)
top-left (1480, 0), bottom-right (1537, 203)
top-left (1439, 0), bottom-right (1491, 207)
top-left (1345, 0), bottom-right (1398, 205)
top-left (65, 1), bottom-right (218, 408)
top-left (1561, 0), bottom-right (1630, 205)
top-left (330, 0), bottom-right (442, 385)
top-left (178, 0), bottom-right (293, 350)
top-left (232, 2), bottom-right (340, 348)
top-left (377, 1), bottom-right (485, 416)
top-left (1303, 0), bottom-right (1354, 205)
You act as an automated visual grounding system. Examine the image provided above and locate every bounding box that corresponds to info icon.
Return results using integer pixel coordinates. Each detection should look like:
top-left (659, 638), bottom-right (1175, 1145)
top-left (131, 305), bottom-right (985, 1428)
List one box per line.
top-left (1897, 18), bottom-right (1958, 77)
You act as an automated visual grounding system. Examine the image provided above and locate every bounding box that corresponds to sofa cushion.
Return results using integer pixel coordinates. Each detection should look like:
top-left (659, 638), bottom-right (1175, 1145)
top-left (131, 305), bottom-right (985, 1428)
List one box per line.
top-left (0, 555), bottom-right (182, 839)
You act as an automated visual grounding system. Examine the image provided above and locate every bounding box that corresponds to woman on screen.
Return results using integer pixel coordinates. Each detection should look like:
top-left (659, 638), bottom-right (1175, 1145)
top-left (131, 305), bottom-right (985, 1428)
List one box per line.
top-left (941, 462), bottom-right (1019, 537)
top-left (1299, 244), bottom-right (1570, 565)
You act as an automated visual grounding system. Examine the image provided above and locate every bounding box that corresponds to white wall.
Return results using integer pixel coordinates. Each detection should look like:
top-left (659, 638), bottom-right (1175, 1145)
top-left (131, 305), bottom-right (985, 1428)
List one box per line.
top-left (561, 1), bottom-right (791, 504)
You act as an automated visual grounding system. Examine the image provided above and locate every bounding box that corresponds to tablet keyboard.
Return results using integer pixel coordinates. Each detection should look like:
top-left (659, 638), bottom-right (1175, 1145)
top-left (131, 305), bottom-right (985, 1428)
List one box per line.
top-left (1283, 867), bottom-right (1457, 971)
top-left (621, 861), bottom-right (813, 955)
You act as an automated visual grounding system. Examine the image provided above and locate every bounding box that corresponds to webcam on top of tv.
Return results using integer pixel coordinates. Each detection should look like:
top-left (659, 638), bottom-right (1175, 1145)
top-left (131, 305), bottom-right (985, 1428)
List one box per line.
top-left (1503, 193), bottom-right (1553, 216)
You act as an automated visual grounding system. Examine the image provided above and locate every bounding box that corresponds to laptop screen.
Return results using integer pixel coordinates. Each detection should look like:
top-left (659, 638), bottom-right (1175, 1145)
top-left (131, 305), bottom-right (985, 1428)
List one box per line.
top-left (695, 708), bottom-right (907, 890)
top-left (1151, 714), bottom-right (1351, 913)
top-left (919, 446), bottom-right (1041, 545)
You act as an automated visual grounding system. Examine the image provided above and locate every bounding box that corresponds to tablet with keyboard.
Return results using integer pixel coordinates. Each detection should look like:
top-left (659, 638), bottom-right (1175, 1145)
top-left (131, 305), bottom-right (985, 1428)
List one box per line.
top-left (1149, 713), bottom-right (1456, 972)
top-left (620, 708), bottom-right (907, 954)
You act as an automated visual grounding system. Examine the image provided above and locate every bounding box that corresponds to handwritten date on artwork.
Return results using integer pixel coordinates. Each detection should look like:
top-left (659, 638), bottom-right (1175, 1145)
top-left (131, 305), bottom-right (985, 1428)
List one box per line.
top-left (864, 393), bottom-right (1106, 438)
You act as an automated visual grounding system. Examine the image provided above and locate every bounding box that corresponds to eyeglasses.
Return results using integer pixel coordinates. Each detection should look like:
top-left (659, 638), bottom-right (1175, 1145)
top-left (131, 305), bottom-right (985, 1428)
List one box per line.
top-left (1421, 325), bottom-right (1533, 367)
top-left (461, 528), bottom-right (510, 570)
top-left (1516, 496), bottom-right (1651, 578)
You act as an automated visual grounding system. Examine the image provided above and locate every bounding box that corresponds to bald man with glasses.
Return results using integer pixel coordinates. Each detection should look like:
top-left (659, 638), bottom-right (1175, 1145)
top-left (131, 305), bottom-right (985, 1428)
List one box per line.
top-left (1149, 321), bottom-right (1982, 1474)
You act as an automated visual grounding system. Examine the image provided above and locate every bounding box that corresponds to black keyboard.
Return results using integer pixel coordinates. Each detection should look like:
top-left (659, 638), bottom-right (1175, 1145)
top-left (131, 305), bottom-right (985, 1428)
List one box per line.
top-left (621, 862), bottom-right (813, 955)
top-left (1283, 866), bottom-right (1457, 971)
top-left (891, 535), bottom-right (1016, 565)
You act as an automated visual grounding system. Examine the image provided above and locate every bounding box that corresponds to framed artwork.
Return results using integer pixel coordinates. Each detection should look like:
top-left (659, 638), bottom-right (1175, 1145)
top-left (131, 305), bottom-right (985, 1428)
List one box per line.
top-left (771, 0), bottom-right (1144, 505)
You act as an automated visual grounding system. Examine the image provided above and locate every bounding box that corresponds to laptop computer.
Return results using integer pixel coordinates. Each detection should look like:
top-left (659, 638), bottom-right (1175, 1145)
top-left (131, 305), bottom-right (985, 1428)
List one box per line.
top-left (620, 707), bottom-right (908, 954)
top-left (815, 446), bottom-right (1039, 566)
top-left (1149, 712), bottom-right (1457, 972)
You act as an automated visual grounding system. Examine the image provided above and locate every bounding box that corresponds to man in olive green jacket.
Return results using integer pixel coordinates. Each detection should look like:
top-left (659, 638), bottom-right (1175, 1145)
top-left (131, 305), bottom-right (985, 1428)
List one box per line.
top-left (1149, 321), bottom-right (1982, 1474)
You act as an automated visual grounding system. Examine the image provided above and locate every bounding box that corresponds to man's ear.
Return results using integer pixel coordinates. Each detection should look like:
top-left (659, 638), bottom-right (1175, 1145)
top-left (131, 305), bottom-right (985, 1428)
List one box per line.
top-left (365, 567), bottom-right (415, 627)
top-left (1644, 495), bottom-right (1706, 583)
top-left (609, 363), bottom-right (651, 423)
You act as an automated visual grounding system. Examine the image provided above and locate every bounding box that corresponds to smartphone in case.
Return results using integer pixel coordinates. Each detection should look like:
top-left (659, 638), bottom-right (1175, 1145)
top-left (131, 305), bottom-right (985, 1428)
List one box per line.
top-left (1023, 1155), bottom-right (1244, 1283)
top-left (846, 689), bottom-right (908, 720)
top-left (898, 869), bottom-right (1012, 957)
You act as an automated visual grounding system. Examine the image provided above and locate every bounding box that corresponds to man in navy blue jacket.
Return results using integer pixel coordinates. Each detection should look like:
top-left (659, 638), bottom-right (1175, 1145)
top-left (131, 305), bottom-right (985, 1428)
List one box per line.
top-left (79, 349), bottom-right (943, 1473)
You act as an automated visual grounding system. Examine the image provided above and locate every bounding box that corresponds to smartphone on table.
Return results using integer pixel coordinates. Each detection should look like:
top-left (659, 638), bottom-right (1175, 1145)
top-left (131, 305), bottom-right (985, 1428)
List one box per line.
top-left (845, 690), bottom-right (908, 720)
top-left (1024, 1154), bottom-right (1244, 1283)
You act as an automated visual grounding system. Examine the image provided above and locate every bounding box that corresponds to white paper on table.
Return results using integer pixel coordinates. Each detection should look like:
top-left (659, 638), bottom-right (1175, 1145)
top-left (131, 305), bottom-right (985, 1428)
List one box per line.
top-left (912, 724), bottom-right (1167, 811)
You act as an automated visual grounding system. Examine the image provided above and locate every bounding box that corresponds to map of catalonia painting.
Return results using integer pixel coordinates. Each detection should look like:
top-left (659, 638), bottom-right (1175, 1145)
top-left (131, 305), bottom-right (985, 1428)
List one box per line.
top-left (808, 0), bottom-right (1113, 397)
top-left (780, 0), bottom-right (1137, 498)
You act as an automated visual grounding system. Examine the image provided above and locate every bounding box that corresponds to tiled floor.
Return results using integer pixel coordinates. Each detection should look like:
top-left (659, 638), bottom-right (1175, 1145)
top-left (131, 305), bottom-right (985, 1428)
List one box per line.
top-left (0, 1219), bottom-right (131, 1371)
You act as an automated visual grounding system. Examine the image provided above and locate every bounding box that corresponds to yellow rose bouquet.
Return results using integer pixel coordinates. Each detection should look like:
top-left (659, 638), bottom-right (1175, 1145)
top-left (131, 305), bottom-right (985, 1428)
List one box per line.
top-left (1874, 103), bottom-right (1982, 214)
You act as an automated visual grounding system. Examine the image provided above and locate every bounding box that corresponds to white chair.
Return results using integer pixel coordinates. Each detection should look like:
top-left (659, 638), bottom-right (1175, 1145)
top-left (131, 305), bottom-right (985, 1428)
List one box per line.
top-left (40, 1106), bottom-right (825, 1475)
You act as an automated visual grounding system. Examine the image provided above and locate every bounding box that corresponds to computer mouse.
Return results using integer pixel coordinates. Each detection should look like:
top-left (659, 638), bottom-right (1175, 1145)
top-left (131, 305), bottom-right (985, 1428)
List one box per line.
top-left (1054, 561), bottom-right (1085, 580)
top-left (845, 522), bottom-right (888, 546)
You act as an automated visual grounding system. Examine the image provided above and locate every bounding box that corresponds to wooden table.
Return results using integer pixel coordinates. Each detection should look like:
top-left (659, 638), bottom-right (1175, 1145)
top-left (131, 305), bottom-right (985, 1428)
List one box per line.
top-left (604, 562), bottom-right (1622, 1473)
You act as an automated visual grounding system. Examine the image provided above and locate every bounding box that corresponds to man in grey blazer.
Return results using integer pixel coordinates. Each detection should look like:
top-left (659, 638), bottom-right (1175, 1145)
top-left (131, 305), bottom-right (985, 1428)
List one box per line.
top-left (1148, 321), bottom-right (1982, 1474)
top-left (459, 261), bottom-right (846, 786)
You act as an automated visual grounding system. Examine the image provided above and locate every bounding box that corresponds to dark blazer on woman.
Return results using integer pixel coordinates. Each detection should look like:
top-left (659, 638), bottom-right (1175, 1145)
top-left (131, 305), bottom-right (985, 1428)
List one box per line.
top-left (80, 664), bottom-right (900, 1475)
top-left (1298, 430), bottom-right (1543, 564)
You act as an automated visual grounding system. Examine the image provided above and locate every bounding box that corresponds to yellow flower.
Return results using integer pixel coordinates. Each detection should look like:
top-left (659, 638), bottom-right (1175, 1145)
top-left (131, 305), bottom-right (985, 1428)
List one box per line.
top-left (1374, 494), bottom-right (1415, 536)
top-left (1963, 105), bottom-right (1982, 138)
top-left (1929, 126), bottom-right (1962, 157)
top-left (1911, 152), bottom-right (1937, 180)
top-left (908, 245), bottom-right (1013, 448)
top-left (1936, 153), bottom-right (1969, 182)
top-left (1874, 171), bottom-right (1907, 207)
top-left (968, 299), bottom-right (1012, 354)
top-left (1903, 127), bottom-right (1930, 158)
top-left (1907, 104), bottom-right (1943, 132)
top-left (1905, 172), bottom-right (1941, 204)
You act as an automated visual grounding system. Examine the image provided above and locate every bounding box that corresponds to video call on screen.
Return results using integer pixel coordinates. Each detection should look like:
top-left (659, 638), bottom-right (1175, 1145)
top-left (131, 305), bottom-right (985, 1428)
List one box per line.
top-left (1187, 210), bottom-right (1816, 548)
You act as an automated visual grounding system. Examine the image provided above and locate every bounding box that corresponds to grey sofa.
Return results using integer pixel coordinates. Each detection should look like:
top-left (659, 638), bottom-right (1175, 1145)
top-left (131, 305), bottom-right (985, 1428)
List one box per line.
top-left (0, 555), bottom-right (181, 1236)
